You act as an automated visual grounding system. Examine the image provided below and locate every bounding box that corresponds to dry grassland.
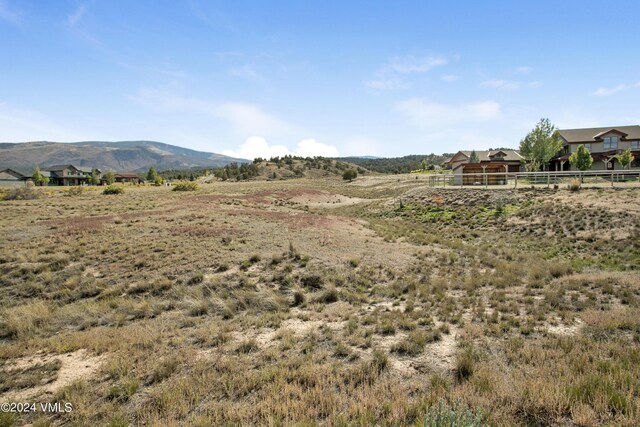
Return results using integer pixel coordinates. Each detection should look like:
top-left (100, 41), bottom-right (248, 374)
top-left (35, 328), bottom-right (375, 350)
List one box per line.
top-left (0, 176), bottom-right (639, 426)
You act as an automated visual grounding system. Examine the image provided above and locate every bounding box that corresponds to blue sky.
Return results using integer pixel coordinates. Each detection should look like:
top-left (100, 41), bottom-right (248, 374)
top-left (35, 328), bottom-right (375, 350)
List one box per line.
top-left (1, 1), bottom-right (639, 158)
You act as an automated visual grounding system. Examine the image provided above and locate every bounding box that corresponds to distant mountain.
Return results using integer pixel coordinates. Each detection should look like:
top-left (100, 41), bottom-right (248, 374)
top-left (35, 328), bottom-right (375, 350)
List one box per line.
top-left (0, 141), bottom-right (248, 173)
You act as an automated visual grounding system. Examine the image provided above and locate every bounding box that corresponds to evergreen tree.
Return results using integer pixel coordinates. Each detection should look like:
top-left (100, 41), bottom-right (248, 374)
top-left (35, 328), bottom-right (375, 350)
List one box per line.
top-left (146, 166), bottom-right (158, 182)
top-left (468, 150), bottom-right (480, 163)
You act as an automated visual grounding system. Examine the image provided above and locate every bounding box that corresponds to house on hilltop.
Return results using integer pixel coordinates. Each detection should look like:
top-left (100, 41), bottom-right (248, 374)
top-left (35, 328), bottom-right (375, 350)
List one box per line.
top-left (447, 150), bottom-right (523, 185)
top-left (552, 125), bottom-right (640, 171)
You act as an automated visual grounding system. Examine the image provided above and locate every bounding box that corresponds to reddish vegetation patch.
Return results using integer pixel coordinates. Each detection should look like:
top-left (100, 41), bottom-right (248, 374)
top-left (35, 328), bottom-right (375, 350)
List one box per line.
top-left (42, 215), bottom-right (114, 235)
top-left (187, 194), bottom-right (230, 204)
top-left (170, 226), bottom-right (244, 238)
top-left (119, 208), bottom-right (181, 220)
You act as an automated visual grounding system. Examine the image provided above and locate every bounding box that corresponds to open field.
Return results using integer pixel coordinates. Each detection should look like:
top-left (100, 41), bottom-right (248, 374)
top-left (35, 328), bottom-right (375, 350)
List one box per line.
top-left (1, 176), bottom-right (639, 426)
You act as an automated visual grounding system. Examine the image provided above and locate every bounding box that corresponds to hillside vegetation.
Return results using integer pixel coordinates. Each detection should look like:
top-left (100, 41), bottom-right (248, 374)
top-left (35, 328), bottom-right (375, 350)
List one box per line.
top-left (339, 154), bottom-right (454, 174)
top-left (203, 156), bottom-right (366, 182)
top-left (0, 176), bottom-right (638, 426)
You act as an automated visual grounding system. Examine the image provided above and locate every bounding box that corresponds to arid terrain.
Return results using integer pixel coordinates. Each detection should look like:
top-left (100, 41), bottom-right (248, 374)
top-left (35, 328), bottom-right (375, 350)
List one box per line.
top-left (1, 176), bottom-right (639, 426)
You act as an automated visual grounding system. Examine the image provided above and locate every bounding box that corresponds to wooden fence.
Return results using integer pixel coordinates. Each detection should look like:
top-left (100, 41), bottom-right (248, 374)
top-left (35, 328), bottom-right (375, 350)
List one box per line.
top-left (427, 170), bottom-right (640, 188)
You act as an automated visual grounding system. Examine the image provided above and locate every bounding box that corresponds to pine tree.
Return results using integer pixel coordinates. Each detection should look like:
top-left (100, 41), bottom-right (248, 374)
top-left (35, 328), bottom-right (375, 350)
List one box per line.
top-left (147, 166), bottom-right (159, 183)
top-left (468, 150), bottom-right (480, 164)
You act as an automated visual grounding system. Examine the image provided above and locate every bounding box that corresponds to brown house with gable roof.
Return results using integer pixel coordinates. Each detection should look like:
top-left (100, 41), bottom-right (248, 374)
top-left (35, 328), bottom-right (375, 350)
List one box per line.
top-left (447, 149), bottom-right (523, 185)
top-left (551, 125), bottom-right (640, 171)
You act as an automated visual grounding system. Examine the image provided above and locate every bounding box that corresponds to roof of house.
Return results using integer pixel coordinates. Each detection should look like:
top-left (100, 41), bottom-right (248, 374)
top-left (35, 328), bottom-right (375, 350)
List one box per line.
top-left (557, 125), bottom-right (640, 143)
top-left (453, 150), bottom-right (523, 163)
top-left (113, 172), bottom-right (141, 178)
top-left (43, 164), bottom-right (78, 171)
top-left (0, 168), bottom-right (27, 178)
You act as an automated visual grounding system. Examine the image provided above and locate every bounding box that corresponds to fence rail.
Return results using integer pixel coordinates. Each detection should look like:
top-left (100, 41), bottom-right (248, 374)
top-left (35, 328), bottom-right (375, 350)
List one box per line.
top-left (427, 170), bottom-right (640, 188)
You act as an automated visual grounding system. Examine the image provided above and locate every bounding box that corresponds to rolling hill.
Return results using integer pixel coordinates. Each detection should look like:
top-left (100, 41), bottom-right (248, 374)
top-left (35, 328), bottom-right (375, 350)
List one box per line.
top-left (0, 141), bottom-right (248, 173)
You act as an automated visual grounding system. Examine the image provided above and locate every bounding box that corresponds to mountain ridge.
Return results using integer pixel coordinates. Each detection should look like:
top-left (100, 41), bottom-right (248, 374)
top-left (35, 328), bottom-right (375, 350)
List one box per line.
top-left (0, 140), bottom-right (248, 173)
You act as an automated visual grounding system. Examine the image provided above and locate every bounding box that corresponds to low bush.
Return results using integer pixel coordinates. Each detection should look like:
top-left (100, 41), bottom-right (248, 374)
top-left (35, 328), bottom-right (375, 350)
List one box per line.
top-left (424, 400), bottom-right (483, 427)
top-left (1, 186), bottom-right (42, 200)
top-left (63, 186), bottom-right (84, 196)
top-left (172, 181), bottom-right (199, 191)
top-left (568, 179), bottom-right (581, 192)
top-left (103, 185), bottom-right (124, 195)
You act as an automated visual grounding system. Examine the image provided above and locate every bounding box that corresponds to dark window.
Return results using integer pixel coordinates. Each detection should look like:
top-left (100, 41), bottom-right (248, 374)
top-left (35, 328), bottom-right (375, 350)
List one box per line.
top-left (604, 137), bottom-right (619, 149)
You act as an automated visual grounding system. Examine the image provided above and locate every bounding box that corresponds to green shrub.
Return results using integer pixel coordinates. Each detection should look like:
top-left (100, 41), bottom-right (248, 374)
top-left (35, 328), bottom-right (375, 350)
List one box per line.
top-left (172, 181), bottom-right (199, 191)
top-left (371, 349), bottom-right (389, 373)
top-left (103, 185), bottom-right (124, 195)
top-left (235, 339), bottom-right (259, 354)
top-left (391, 330), bottom-right (429, 355)
top-left (342, 169), bottom-right (358, 181)
top-left (424, 400), bottom-right (484, 427)
top-left (318, 286), bottom-right (338, 303)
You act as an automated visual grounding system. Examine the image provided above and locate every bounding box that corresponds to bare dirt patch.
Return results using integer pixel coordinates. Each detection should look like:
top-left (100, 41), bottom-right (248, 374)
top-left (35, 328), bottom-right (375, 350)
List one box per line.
top-left (0, 349), bottom-right (105, 400)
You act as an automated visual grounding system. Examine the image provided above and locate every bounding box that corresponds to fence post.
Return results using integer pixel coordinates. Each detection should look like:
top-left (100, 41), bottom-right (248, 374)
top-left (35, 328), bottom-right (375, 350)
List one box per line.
top-left (611, 173), bottom-right (614, 187)
top-left (514, 175), bottom-right (518, 189)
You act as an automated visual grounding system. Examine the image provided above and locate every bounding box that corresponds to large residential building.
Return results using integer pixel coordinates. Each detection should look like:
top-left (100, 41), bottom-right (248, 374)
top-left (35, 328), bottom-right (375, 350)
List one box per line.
top-left (447, 150), bottom-right (523, 185)
top-left (44, 164), bottom-right (101, 186)
top-left (552, 125), bottom-right (640, 171)
top-left (1, 164), bottom-right (143, 186)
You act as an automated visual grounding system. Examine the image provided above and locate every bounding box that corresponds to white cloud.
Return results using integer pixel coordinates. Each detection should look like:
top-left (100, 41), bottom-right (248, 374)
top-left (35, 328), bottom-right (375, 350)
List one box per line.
top-left (515, 66), bottom-right (532, 74)
top-left (222, 136), bottom-right (289, 159)
top-left (395, 99), bottom-right (501, 128)
top-left (364, 54), bottom-right (452, 91)
top-left (295, 138), bottom-right (339, 157)
top-left (388, 55), bottom-right (449, 74)
top-left (364, 78), bottom-right (410, 91)
top-left (228, 65), bottom-right (265, 83)
top-left (67, 4), bottom-right (86, 27)
top-left (441, 74), bottom-right (460, 82)
top-left (592, 82), bottom-right (640, 96)
top-left (131, 89), bottom-right (292, 136)
top-left (481, 80), bottom-right (520, 90)
top-left (222, 136), bottom-right (338, 160)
